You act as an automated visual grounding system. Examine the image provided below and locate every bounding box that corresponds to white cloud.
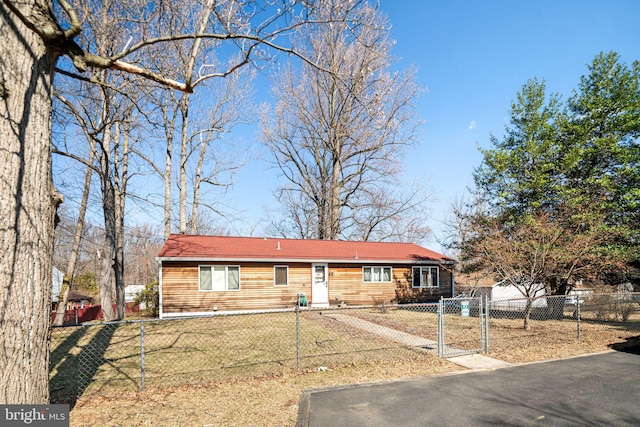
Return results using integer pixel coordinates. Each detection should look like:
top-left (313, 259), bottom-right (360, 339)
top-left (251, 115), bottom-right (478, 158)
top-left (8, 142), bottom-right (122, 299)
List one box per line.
top-left (468, 120), bottom-right (477, 130)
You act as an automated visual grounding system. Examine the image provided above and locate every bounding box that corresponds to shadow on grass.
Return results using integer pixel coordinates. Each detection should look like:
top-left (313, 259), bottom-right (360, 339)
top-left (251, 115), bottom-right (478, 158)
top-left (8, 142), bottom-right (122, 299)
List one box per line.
top-left (50, 326), bottom-right (87, 406)
top-left (609, 335), bottom-right (640, 355)
top-left (50, 324), bottom-right (118, 408)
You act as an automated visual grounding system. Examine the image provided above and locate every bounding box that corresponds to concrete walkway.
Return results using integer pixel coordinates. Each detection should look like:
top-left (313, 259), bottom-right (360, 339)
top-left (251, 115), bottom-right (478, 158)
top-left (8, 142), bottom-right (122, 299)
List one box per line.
top-left (448, 353), bottom-right (511, 369)
top-left (326, 313), bottom-right (438, 349)
top-left (325, 312), bottom-right (510, 370)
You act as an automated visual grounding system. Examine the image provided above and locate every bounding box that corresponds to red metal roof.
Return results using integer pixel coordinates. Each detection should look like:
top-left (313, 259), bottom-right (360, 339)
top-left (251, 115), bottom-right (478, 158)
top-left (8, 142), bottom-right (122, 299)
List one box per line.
top-left (157, 234), bottom-right (454, 263)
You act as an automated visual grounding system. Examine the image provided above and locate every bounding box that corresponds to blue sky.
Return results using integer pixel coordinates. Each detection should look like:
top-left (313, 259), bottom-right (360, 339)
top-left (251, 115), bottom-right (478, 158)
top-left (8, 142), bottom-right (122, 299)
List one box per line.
top-left (230, 0), bottom-right (640, 250)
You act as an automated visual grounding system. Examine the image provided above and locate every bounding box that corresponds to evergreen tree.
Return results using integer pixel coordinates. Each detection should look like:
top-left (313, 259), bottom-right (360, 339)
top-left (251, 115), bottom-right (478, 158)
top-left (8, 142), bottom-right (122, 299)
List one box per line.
top-left (464, 52), bottom-right (640, 288)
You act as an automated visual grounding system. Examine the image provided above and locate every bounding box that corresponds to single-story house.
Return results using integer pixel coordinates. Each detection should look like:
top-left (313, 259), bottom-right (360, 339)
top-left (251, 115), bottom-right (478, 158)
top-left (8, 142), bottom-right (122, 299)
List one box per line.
top-left (156, 234), bottom-right (456, 317)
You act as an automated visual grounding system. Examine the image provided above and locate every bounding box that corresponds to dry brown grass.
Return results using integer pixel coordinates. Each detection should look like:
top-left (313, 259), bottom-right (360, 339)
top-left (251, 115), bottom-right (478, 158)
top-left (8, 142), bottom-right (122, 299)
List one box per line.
top-left (69, 358), bottom-right (461, 426)
top-left (65, 309), bottom-right (640, 427)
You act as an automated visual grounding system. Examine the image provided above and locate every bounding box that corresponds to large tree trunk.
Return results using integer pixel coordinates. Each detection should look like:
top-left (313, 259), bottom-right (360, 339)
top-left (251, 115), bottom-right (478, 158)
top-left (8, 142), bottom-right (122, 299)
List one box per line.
top-left (96, 247), bottom-right (115, 321)
top-left (0, 1), bottom-right (58, 404)
top-left (97, 121), bottom-right (128, 320)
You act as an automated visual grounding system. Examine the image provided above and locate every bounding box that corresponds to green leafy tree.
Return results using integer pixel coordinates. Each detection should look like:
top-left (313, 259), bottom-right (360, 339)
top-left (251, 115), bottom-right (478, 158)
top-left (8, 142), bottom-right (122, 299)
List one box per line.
top-left (74, 271), bottom-right (99, 296)
top-left (562, 52), bottom-right (640, 276)
top-left (473, 77), bottom-right (563, 221)
top-left (457, 52), bottom-right (640, 303)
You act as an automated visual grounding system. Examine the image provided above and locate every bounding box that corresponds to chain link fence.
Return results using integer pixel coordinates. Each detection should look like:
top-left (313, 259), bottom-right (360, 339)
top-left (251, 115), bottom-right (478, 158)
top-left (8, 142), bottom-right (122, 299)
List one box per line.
top-left (49, 292), bottom-right (640, 403)
top-left (486, 292), bottom-right (640, 355)
top-left (438, 296), bottom-right (487, 358)
top-left (49, 305), bottom-right (440, 403)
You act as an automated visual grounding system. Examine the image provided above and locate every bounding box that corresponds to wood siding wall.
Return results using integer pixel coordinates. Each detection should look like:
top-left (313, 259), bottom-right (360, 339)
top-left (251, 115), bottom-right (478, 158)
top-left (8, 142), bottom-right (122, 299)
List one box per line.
top-left (160, 261), bottom-right (454, 315)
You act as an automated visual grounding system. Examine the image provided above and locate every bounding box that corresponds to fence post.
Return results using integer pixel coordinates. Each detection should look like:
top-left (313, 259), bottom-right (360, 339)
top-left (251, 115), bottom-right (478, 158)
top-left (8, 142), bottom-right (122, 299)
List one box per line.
top-left (296, 304), bottom-right (301, 370)
top-left (437, 297), bottom-right (443, 358)
top-left (576, 297), bottom-right (581, 342)
top-left (140, 321), bottom-right (145, 390)
top-left (484, 295), bottom-right (490, 354)
top-left (479, 296), bottom-right (484, 353)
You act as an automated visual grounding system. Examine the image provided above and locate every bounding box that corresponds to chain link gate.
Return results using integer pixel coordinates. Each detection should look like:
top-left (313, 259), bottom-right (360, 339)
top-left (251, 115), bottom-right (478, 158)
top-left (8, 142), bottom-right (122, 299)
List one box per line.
top-left (437, 296), bottom-right (488, 358)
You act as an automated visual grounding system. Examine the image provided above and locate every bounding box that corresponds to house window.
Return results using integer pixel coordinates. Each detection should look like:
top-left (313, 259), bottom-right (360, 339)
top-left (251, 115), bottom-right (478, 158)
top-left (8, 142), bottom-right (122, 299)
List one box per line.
top-left (274, 266), bottom-right (288, 286)
top-left (412, 266), bottom-right (439, 288)
top-left (363, 266), bottom-right (392, 283)
top-left (199, 265), bottom-right (240, 291)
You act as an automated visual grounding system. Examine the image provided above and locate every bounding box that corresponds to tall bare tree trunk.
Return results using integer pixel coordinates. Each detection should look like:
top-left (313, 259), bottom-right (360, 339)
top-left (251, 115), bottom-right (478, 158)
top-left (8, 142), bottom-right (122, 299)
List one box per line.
top-left (177, 1), bottom-right (213, 235)
top-left (98, 122), bottom-right (128, 320)
top-left (53, 153), bottom-right (94, 326)
top-left (328, 152), bottom-right (342, 240)
top-left (0, 0), bottom-right (59, 404)
top-left (98, 126), bottom-right (117, 321)
top-left (164, 125), bottom-right (173, 239)
top-left (189, 143), bottom-right (205, 234)
top-left (179, 99), bottom-right (189, 234)
top-left (113, 123), bottom-right (129, 319)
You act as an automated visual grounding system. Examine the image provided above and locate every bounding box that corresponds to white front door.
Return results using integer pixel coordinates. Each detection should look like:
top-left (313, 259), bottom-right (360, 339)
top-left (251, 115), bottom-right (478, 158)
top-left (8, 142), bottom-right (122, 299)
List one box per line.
top-left (311, 264), bottom-right (329, 307)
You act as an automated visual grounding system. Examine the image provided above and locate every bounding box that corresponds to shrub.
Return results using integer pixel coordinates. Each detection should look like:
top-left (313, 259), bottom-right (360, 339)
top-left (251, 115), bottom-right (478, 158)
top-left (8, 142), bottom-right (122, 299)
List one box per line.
top-left (135, 281), bottom-right (159, 317)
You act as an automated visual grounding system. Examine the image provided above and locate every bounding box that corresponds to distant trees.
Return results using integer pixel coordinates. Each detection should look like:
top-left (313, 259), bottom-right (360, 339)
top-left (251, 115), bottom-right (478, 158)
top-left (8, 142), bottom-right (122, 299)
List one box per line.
top-left (52, 209), bottom-right (163, 312)
top-left (262, 1), bottom-right (428, 241)
top-left (450, 52), bottom-right (640, 308)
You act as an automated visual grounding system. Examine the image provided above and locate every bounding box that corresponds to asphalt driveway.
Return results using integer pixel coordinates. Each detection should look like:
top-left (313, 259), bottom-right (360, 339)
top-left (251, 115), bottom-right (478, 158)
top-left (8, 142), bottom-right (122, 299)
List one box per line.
top-left (297, 349), bottom-right (640, 426)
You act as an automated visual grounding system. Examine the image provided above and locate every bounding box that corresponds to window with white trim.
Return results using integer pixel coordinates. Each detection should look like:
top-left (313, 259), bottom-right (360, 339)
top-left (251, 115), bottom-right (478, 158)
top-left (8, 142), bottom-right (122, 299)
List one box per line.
top-left (363, 266), bottom-right (392, 283)
top-left (412, 266), bottom-right (439, 288)
top-left (199, 265), bottom-right (240, 291)
top-left (274, 265), bottom-right (288, 286)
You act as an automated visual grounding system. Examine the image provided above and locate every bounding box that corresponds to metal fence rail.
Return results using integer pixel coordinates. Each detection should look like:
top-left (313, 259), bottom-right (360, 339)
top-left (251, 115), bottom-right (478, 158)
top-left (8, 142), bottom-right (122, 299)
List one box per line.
top-left (49, 292), bottom-right (640, 403)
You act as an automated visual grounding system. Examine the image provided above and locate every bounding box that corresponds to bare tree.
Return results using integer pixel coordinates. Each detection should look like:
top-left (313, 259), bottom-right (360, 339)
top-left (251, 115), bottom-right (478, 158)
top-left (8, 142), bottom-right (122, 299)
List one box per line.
top-left (447, 199), bottom-right (619, 329)
top-left (140, 60), bottom-right (254, 238)
top-left (185, 67), bottom-right (254, 234)
top-left (54, 67), bottom-right (139, 321)
top-left (124, 224), bottom-right (163, 286)
top-left (1, 1), bottom-right (62, 404)
top-left (53, 152), bottom-right (93, 326)
top-left (262, 1), bottom-right (424, 240)
top-left (1, 0), bottom-right (371, 404)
